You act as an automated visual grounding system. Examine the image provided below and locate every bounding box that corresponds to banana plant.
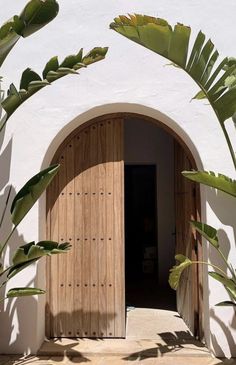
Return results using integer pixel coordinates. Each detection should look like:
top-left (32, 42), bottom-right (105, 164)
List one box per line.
top-left (0, 0), bottom-right (59, 68)
top-left (0, 165), bottom-right (72, 301)
top-left (110, 14), bottom-right (236, 306)
top-left (0, 0), bottom-right (108, 301)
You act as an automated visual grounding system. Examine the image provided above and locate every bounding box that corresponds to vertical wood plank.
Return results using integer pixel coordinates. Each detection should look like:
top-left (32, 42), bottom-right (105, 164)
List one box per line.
top-left (57, 149), bottom-right (67, 336)
top-left (113, 118), bottom-right (125, 337)
top-left (82, 128), bottom-right (91, 337)
top-left (65, 140), bottom-right (75, 336)
top-left (98, 121), bottom-right (107, 337)
top-left (47, 172), bottom-right (59, 337)
top-left (174, 141), bottom-right (198, 335)
top-left (106, 120), bottom-right (115, 337)
top-left (90, 123), bottom-right (99, 337)
top-left (74, 132), bottom-right (83, 337)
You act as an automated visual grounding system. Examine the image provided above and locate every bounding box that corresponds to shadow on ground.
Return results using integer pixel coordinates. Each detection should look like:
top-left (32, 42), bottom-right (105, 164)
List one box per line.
top-left (123, 330), bottom-right (207, 360)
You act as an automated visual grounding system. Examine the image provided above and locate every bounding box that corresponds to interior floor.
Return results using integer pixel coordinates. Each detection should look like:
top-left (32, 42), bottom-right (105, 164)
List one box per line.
top-left (126, 279), bottom-right (176, 311)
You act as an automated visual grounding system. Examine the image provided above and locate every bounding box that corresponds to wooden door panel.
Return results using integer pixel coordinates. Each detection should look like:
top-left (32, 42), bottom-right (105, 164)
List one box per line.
top-left (47, 118), bottom-right (124, 338)
top-left (174, 141), bottom-right (198, 335)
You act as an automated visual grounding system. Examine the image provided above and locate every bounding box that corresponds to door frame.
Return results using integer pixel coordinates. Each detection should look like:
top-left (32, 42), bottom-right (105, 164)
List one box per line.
top-left (45, 112), bottom-right (203, 340)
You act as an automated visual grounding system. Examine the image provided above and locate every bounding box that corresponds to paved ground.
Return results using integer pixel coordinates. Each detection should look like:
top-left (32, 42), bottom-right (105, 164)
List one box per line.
top-left (0, 354), bottom-right (236, 365)
top-left (1, 307), bottom-right (235, 364)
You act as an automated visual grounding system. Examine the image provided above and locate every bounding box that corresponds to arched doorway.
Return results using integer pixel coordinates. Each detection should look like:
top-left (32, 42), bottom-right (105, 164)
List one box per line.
top-left (45, 113), bottom-right (202, 339)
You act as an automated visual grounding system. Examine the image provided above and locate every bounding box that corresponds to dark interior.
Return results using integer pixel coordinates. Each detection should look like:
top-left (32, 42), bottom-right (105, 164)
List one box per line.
top-left (125, 164), bottom-right (176, 310)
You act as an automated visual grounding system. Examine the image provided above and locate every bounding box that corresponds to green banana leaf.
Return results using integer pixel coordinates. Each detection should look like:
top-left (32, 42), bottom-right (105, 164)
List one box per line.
top-left (110, 15), bottom-right (236, 124)
top-left (209, 272), bottom-right (236, 301)
top-left (7, 287), bottom-right (45, 298)
top-left (0, 47), bottom-right (108, 132)
top-left (182, 170), bottom-right (236, 198)
top-left (169, 254), bottom-right (192, 290)
top-left (0, 0), bottom-right (59, 68)
top-left (12, 240), bottom-right (70, 265)
top-left (191, 220), bottom-right (219, 248)
top-left (216, 301), bottom-right (236, 307)
top-left (7, 241), bottom-right (70, 279)
top-left (11, 164), bottom-right (59, 226)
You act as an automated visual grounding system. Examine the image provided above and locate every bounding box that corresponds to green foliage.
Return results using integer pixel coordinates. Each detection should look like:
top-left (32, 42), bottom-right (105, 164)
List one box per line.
top-left (6, 287), bottom-right (45, 298)
top-left (11, 165), bottom-right (59, 226)
top-left (110, 14), bottom-right (236, 125)
top-left (0, 1), bottom-right (107, 301)
top-left (0, 47), bottom-right (108, 130)
top-left (7, 241), bottom-right (70, 279)
top-left (182, 171), bottom-right (236, 198)
top-left (191, 221), bottom-right (219, 249)
top-left (169, 254), bottom-right (192, 290)
top-left (209, 272), bottom-right (236, 301)
top-left (0, 0), bottom-right (59, 68)
top-left (111, 13), bottom-right (236, 307)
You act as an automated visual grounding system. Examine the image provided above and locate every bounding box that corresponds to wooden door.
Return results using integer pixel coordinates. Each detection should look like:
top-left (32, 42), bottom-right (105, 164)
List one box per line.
top-left (46, 117), bottom-right (125, 338)
top-left (174, 141), bottom-right (200, 337)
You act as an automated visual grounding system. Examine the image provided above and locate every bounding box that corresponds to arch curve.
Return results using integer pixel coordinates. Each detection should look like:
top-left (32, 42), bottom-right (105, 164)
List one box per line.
top-left (41, 103), bottom-right (203, 172)
top-left (44, 107), bottom-right (204, 340)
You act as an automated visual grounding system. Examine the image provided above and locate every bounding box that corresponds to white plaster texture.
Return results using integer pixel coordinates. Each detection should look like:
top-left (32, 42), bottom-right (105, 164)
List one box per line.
top-left (0, 0), bottom-right (236, 358)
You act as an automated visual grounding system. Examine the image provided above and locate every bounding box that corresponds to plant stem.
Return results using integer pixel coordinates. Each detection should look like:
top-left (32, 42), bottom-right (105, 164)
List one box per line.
top-left (218, 248), bottom-right (236, 280)
top-left (0, 186), bottom-right (12, 229)
top-left (221, 123), bottom-right (236, 171)
top-left (0, 279), bottom-right (8, 289)
top-left (193, 260), bottom-right (228, 277)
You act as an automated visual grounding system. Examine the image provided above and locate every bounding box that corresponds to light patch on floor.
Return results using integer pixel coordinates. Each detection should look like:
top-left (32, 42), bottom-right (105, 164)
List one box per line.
top-left (126, 307), bottom-right (193, 340)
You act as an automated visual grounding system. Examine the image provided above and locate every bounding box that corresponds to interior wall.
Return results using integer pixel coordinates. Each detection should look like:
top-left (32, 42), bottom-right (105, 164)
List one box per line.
top-left (124, 117), bottom-right (175, 285)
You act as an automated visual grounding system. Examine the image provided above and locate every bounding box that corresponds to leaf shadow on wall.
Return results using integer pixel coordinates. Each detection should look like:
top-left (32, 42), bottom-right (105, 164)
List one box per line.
top-left (210, 307), bottom-right (236, 359)
top-left (206, 187), bottom-right (236, 357)
top-left (0, 186), bottom-right (38, 354)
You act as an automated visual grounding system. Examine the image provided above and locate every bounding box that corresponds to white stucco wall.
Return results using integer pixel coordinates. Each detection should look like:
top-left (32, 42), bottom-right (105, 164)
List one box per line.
top-left (0, 0), bottom-right (236, 357)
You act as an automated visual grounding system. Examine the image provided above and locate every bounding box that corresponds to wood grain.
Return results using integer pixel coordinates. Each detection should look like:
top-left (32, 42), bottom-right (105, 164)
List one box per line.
top-left (47, 118), bottom-right (125, 338)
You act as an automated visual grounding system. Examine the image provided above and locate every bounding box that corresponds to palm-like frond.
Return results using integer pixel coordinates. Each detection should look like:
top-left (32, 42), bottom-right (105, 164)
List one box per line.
top-left (110, 15), bottom-right (236, 124)
top-left (0, 0), bottom-right (59, 68)
top-left (182, 170), bottom-right (236, 198)
top-left (0, 47), bottom-right (108, 132)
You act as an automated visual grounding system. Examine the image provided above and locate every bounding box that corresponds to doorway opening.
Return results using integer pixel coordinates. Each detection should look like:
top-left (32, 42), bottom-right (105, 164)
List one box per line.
top-left (46, 112), bottom-right (202, 341)
top-left (124, 117), bottom-right (176, 315)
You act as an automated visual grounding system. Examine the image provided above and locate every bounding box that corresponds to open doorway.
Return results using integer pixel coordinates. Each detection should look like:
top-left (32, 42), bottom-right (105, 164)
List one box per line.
top-left (124, 117), bottom-right (176, 313)
top-left (46, 112), bottom-right (202, 340)
top-left (125, 164), bottom-right (159, 307)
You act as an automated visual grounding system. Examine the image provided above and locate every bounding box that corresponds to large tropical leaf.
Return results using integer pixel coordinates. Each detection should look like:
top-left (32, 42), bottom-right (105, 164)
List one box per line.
top-left (8, 241), bottom-right (70, 279)
top-left (0, 47), bottom-right (108, 132)
top-left (209, 272), bottom-right (236, 301)
top-left (191, 220), bottom-right (219, 249)
top-left (7, 287), bottom-right (45, 298)
top-left (169, 254), bottom-right (192, 290)
top-left (0, 0), bottom-right (59, 68)
top-left (216, 300), bottom-right (236, 307)
top-left (182, 170), bottom-right (236, 198)
top-left (110, 15), bottom-right (236, 124)
top-left (11, 164), bottom-right (59, 226)
top-left (12, 240), bottom-right (70, 265)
